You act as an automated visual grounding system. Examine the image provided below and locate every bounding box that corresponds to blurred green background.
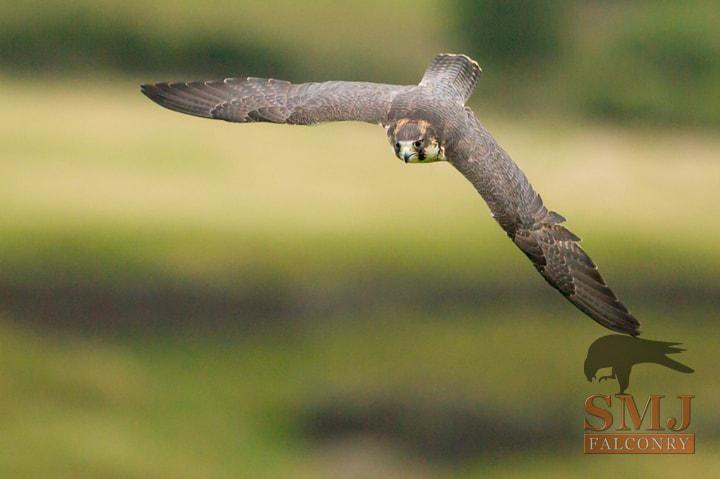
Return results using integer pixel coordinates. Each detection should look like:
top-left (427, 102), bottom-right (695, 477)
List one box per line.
top-left (1, 1), bottom-right (719, 477)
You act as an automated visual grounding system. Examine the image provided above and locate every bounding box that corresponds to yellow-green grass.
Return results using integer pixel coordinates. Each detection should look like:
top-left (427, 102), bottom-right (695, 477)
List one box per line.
top-left (1, 80), bottom-right (718, 476)
top-left (2, 80), bottom-right (719, 287)
top-left (0, 309), bottom-right (717, 478)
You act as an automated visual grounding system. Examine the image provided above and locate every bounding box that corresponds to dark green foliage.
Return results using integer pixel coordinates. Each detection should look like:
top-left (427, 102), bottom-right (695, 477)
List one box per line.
top-left (454, 0), bottom-right (569, 67)
top-left (2, 1), bottom-right (720, 125)
top-left (0, 12), bottom-right (289, 78)
top-left (577, 4), bottom-right (720, 125)
top-left (455, 0), bottom-right (720, 125)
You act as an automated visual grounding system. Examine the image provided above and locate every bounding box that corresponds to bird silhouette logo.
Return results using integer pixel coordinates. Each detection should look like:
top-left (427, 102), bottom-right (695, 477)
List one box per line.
top-left (584, 335), bottom-right (694, 394)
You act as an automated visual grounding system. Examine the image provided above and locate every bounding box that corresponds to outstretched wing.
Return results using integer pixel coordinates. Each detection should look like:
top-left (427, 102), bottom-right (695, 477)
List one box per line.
top-left (141, 78), bottom-right (413, 125)
top-left (448, 110), bottom-right (640, 336)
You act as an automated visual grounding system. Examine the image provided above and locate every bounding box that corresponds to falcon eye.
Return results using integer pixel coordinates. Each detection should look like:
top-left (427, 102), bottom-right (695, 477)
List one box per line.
top-left (395, 142), bottom-right (400, 149)
top-left (414, 140), bottom-right (423, 148)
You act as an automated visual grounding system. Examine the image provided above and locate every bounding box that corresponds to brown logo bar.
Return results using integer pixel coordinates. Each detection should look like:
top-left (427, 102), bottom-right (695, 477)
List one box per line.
top-left (584, 433), bottom-right (695, 454)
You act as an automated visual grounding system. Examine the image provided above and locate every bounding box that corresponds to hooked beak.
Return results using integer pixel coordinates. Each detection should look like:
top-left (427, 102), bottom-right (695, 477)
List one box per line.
top-left (398, 145), bottom-right (417, 163)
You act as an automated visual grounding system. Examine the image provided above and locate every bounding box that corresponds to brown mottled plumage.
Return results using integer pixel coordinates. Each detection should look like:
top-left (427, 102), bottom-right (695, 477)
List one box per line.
top-left (141, 53), bottom-right (640, 336)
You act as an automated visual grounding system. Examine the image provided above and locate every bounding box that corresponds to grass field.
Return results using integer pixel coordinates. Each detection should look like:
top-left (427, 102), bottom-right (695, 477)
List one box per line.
top-left (1, 312), bottom-right (718, 478)
top-left (1, 79), bottom-right (719, 477)
top-left (3, 79), bottom-right (719, 281)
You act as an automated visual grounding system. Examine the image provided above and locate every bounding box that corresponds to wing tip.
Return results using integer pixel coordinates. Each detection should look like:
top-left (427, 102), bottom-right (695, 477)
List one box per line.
top-left (603, 315), bottom-right (641, 337)
top-left (139, 82), bottom-right (166, 102)
top-left (609, 311), bottom-right (641, 337)
top-left (570, 288), bottom-right (641, 337)
top-left (605, 307), bottom-right (641, 337)
top-left (139, 80), bottom-right (219, 119)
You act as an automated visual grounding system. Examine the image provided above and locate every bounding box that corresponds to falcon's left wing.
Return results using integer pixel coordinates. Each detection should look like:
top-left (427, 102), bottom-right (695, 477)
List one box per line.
top-left (141, 78), bottom-right (413, 125)
top-left (448, 110), bottom-right (640, 336)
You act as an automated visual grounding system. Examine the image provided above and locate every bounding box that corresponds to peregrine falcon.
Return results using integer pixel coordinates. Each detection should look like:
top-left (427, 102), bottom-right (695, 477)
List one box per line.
top-left (141, 53), bottom-right (640, 336)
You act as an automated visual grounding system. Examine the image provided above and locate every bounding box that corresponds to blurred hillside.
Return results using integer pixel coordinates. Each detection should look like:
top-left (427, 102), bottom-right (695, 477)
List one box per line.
top-left (2, 81), bottom-right (719, 331)
top-left (1, 2), bottom-right (719, 477)
top-left (458, 0), bottom-right (720, 125)
top-left (3, 0), bottom-right (720, 125)
top-left (2, 76), bottom-right (718, 476)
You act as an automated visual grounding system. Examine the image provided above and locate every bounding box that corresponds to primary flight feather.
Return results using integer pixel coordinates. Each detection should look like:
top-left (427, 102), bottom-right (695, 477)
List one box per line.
top-left (141, 53), bottom-right (640, 336)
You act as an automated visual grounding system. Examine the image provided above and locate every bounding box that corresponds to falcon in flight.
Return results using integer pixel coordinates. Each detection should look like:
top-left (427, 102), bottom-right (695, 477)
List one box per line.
top-left (141, 53), bottom-right (640, 336)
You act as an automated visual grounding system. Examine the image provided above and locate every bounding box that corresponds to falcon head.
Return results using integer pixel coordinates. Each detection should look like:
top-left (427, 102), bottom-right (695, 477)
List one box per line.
top-left (387, 120), bottom-right (445, 163)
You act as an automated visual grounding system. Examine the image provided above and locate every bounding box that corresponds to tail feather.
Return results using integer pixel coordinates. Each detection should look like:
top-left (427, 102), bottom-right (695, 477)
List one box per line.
top-left (419, 53), bottom-right (481, 103)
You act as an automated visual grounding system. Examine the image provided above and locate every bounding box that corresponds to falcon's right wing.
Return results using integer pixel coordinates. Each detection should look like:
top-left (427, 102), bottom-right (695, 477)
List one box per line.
top-left (141, 78), bottom-right (413, 125)
top-left (448, 111), bottom-right (640, 336)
